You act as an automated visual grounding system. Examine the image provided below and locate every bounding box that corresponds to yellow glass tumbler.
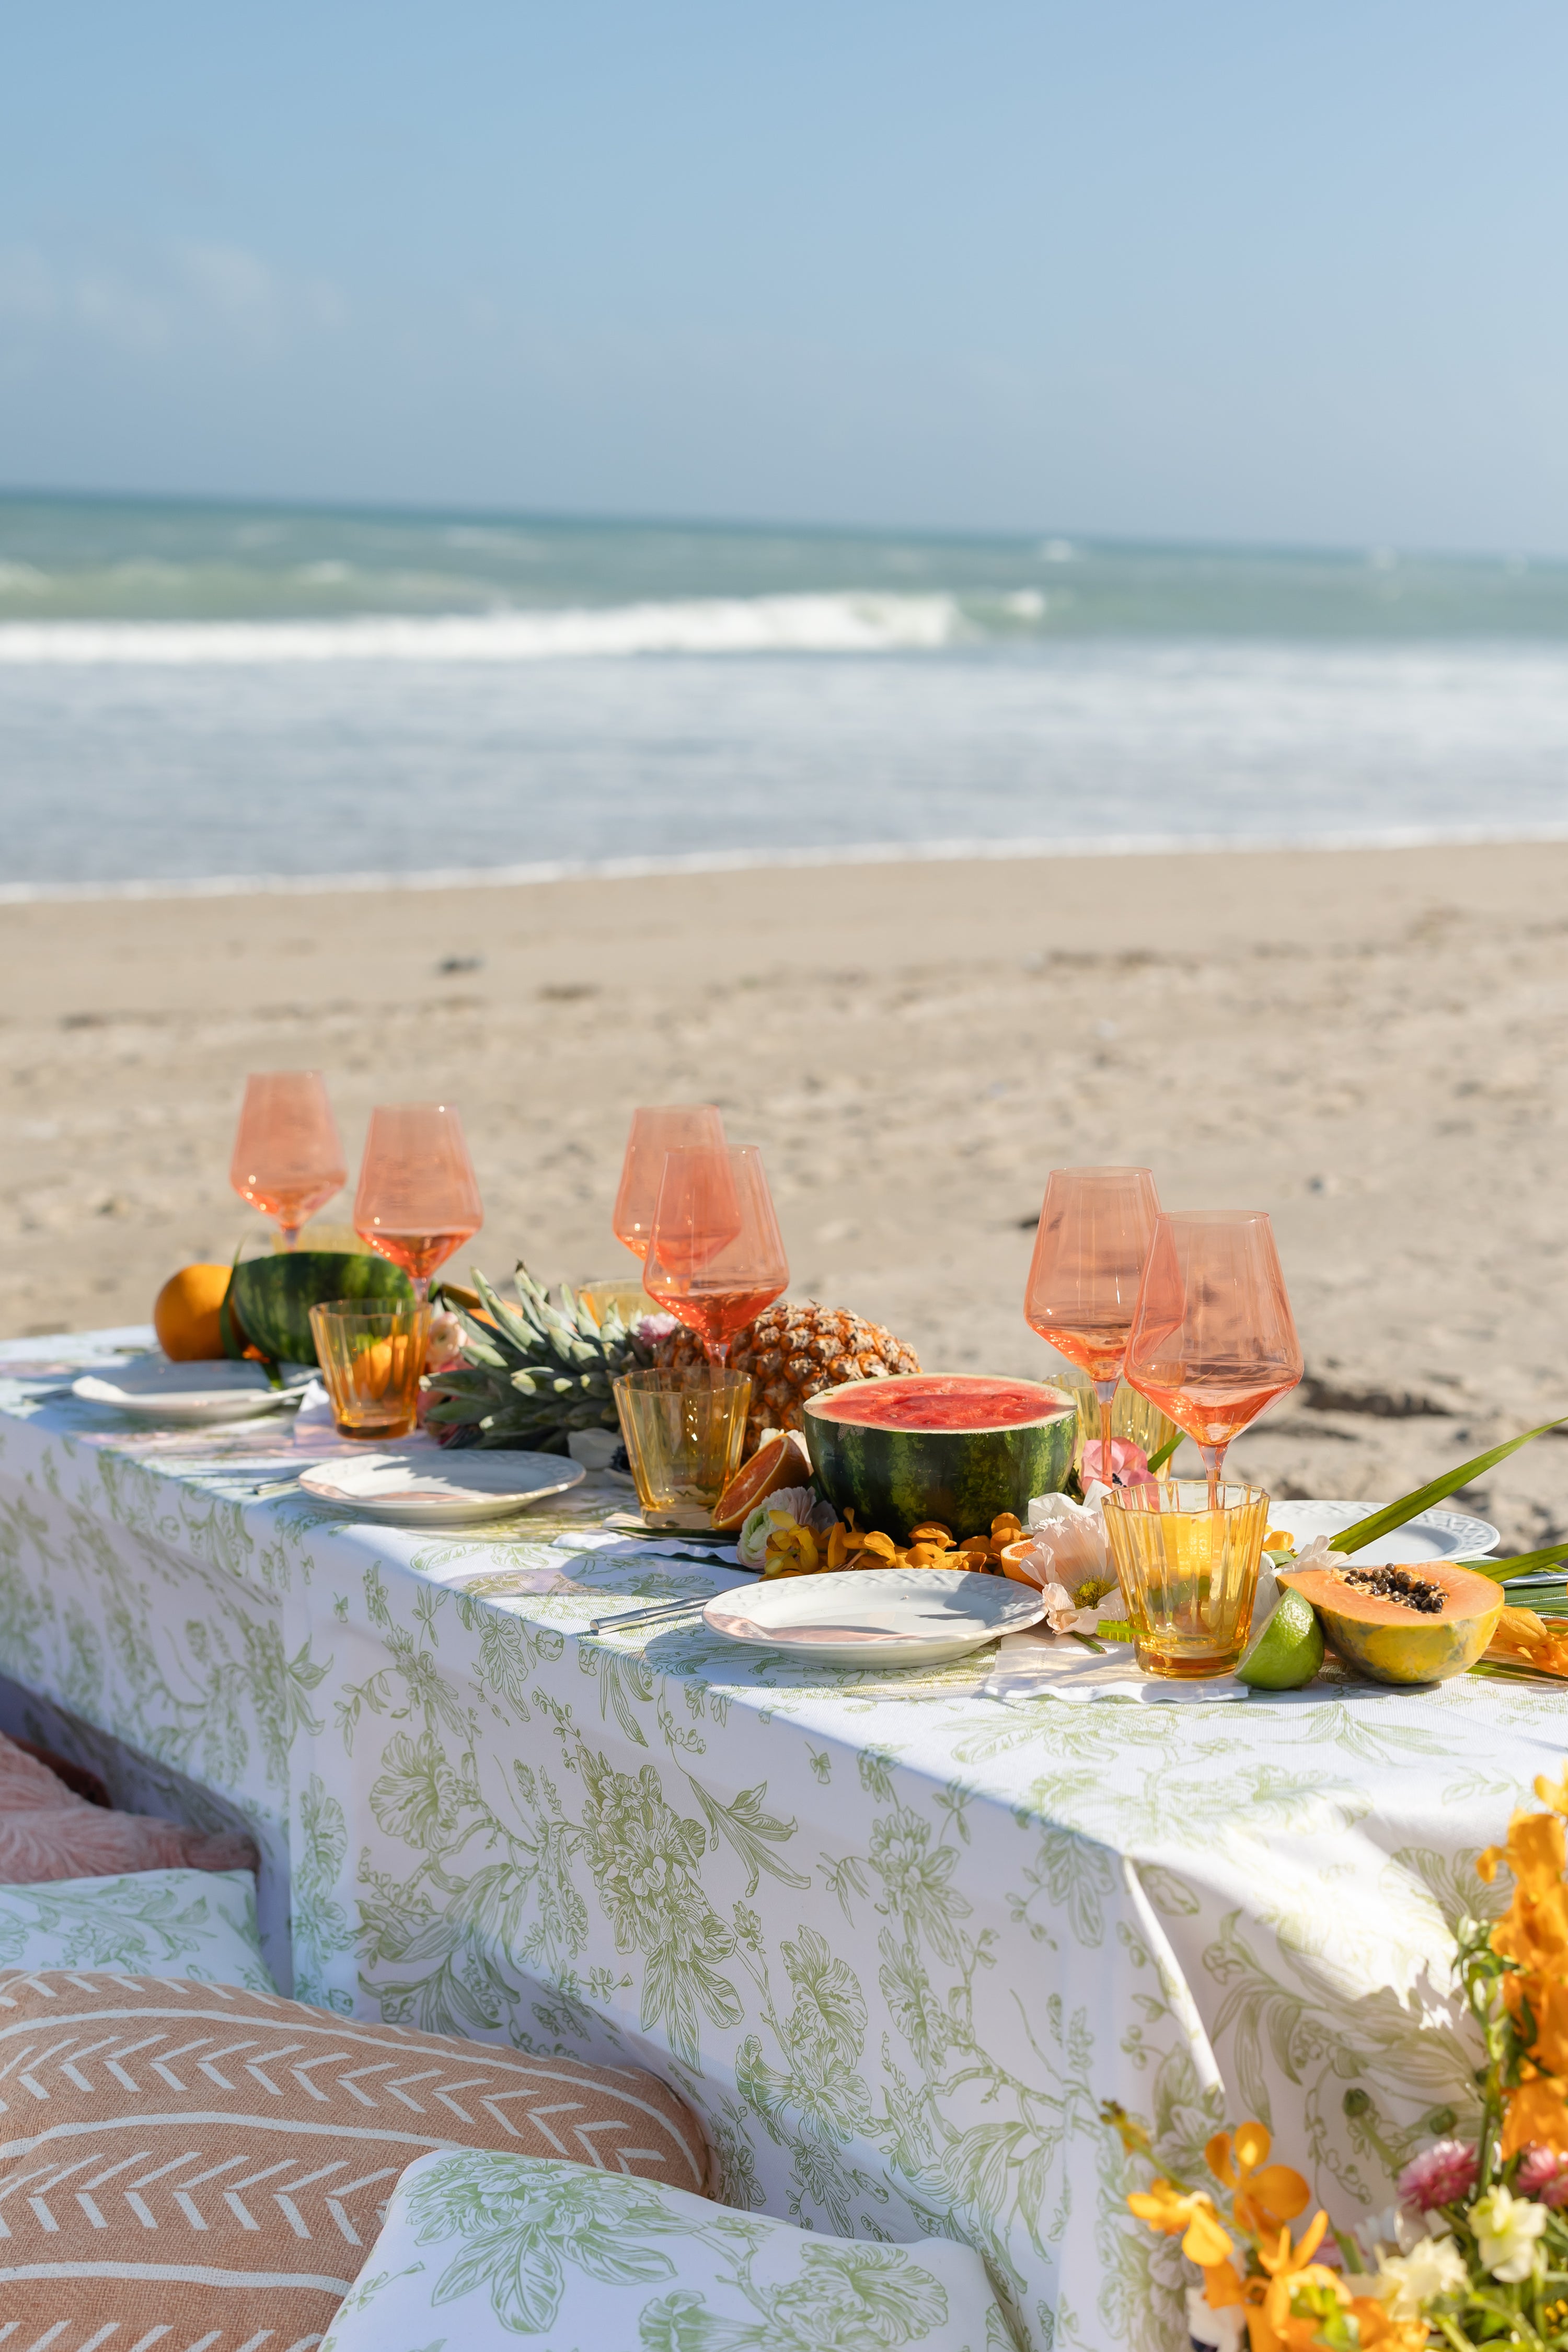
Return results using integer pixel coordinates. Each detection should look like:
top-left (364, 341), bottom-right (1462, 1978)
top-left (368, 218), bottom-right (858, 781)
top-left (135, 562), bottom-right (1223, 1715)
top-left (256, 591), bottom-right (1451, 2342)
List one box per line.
top-left (309, 1300), bottom-right (431, 1441)
top-left (1102, 1479), bottom-right (1270, 1677)
top-left (613, 1368), bottom-right (753, 1529)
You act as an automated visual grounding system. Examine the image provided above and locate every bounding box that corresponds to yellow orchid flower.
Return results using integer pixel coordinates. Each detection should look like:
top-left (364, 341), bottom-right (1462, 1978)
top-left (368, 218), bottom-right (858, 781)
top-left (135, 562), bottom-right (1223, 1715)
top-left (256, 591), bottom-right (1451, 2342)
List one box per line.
top-left (1126, 2178), bottom-right (1234, 2267)
top-left (763, 1516), bottom-right (821, 1575)
top-left (1206, 2120), bottom-right (1310, 2237)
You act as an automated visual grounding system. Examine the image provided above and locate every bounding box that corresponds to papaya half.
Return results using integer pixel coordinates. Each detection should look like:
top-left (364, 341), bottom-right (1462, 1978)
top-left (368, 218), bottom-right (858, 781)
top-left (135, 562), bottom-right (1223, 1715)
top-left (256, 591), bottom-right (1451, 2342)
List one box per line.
top-left (1277, 1558), bottom-right (1502, 1687)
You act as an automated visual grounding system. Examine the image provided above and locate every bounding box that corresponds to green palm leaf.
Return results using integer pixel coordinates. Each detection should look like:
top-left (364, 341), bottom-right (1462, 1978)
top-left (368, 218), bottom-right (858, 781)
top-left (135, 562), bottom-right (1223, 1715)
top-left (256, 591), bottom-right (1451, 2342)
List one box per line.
top-left (1332, 1414), bottom-right (1568, 1557)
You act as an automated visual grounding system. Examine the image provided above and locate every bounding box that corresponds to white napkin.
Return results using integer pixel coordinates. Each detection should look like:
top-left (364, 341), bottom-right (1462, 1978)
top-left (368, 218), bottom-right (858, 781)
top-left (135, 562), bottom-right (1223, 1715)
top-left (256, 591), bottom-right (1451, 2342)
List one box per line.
top-left (981, 1628), bottom-right (1249, 1705)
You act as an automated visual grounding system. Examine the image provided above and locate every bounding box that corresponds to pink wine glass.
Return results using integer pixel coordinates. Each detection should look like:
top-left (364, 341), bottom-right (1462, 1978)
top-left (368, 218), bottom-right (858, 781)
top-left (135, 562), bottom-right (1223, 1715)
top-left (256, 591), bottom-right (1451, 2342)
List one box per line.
top-left (1024, 1167), bottom-right (1160, 1471)
top-left (1124, 1210), bottom-right (1304, 1503)
top-left (613, 1105), bottom-right (727, 1260)
top-left (353, 1103), bottom-right (483, 1301)
top-left (642, 1145), bottom-right (788, 1369)
top-left (230, 1071), bottom-right (348, 1249)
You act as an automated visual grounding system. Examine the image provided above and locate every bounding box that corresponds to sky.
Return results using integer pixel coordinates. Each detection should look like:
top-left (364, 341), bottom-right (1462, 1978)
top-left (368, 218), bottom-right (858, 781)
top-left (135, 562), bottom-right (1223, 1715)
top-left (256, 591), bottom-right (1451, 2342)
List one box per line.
top-left (3, 2), bottom-right (1567, 551)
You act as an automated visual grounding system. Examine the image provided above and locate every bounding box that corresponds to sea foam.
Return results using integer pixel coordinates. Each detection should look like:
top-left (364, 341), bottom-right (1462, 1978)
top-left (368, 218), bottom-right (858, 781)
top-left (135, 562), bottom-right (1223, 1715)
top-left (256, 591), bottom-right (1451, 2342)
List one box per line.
top-left (0, 592), bottom-right (964, 664)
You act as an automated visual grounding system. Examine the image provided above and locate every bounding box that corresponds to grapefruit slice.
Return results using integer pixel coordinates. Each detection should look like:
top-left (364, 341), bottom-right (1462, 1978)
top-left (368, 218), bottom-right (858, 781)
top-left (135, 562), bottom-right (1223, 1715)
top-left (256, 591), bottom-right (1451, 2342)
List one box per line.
top-left (712, 1429), bottom-right (813, 1532)
top-left (1278, 1558), bottom-right (1502, 1686)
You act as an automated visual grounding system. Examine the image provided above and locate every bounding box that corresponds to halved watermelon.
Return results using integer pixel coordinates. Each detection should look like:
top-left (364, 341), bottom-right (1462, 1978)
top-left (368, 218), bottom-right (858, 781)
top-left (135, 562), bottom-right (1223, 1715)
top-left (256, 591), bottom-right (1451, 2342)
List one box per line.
top-left (803, 1374), bottom-right (1077, 1540)
top-left (223, 1251), bottom-right (415, 1368)
top-left (1278, 1558), bottom-right (1502, 1686)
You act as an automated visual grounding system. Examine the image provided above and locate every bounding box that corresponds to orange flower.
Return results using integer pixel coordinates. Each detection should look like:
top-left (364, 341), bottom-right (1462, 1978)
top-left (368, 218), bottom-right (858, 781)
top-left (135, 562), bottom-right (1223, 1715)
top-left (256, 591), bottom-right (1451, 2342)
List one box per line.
top-left (1348, 2300), bottom-right (1432, 2352)
top-left (1253, 2215), bottom-right (1333, 2352)
top-left (1501, 2072), bottom-right (1568, 2160)
top-left (1535, 1765), bottom-right (1568, 1817)
top-left (1126, 2178), bottom-right (1235, 2267)
top-left (1207, 2120), bottom-right (1311, 2236)
top-left (1486, 1609), bottom-right (1568, 1679)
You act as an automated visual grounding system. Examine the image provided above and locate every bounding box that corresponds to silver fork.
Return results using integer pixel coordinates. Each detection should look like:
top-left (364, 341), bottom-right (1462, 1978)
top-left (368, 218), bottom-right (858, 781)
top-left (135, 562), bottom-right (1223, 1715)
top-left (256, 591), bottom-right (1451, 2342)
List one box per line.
top-left (588, 1590), bottom-right (741, 1636)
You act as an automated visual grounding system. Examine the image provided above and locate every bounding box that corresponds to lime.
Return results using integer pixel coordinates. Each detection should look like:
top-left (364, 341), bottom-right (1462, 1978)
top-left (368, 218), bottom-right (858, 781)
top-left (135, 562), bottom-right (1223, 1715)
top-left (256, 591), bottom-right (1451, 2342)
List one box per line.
top-left (1237, 1587), bottom-right (1325, 1690)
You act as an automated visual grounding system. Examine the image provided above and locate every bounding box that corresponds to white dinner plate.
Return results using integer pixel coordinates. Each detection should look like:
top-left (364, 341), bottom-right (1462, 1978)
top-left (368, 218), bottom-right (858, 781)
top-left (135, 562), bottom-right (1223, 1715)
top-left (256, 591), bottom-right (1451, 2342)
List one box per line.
top-left (72, 1356), bottom-right (310, 1425)
top-left (1265, 1498), bottom-right (1500, 1563)
top-left (297, 1448), bottom-right (585, 1526)
top-left (703, 1566), bottom-right (1048, 1666)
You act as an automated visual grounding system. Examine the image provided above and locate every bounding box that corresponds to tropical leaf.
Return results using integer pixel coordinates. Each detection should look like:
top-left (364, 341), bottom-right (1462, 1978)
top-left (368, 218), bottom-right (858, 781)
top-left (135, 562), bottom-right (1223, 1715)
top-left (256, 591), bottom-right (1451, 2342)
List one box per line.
top-left (1331, 1413), bottom-right (1568, 1555)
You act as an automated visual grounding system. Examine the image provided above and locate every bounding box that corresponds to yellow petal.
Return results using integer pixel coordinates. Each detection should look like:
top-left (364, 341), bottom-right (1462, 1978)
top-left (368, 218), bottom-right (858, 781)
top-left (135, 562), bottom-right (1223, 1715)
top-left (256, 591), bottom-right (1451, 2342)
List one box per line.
top-left (1205, 2130), bottom-right (1238, 2186)
top-left (1249, 2163), bottom-right (1310, 2221)
top-left (1233, 2119), bottom-right (1273, 2171)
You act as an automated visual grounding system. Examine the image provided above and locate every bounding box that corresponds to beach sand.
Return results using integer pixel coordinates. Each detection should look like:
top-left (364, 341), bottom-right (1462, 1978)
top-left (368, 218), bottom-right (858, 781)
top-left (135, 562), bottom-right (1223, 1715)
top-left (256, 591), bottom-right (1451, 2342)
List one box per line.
top-left (4, 839), bottom-right (1566, 1550)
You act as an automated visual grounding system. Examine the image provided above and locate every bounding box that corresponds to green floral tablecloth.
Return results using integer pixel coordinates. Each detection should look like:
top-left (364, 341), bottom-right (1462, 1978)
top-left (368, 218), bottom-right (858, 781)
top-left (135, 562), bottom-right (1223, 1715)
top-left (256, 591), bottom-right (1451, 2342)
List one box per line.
top-left (2, 1331), bottom-right (1563, 2352)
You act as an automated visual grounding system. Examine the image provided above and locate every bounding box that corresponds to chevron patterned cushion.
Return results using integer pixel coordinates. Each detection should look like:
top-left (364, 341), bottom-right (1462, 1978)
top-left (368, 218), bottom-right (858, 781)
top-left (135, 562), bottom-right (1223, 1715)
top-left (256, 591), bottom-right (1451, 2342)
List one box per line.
top-left (0, 1970), bottom-right (713, 2344)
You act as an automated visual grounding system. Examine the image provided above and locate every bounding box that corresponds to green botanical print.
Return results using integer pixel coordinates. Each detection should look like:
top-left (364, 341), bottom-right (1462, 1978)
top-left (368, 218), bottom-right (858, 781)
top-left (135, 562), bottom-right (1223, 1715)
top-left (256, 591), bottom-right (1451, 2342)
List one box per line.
top-left (0, 1865), bottom-right (272, 1988)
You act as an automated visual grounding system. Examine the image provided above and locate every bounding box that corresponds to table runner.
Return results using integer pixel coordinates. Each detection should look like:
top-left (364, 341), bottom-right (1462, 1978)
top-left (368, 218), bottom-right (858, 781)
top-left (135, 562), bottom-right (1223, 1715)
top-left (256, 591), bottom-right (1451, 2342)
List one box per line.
top-left (1, 1330), bottom-right (1563, 2352)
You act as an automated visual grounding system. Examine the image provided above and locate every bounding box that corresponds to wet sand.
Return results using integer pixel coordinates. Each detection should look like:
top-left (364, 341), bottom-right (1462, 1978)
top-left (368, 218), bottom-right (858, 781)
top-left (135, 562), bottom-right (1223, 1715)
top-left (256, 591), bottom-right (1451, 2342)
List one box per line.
top-left (4, 839), bottom-right (1567, 1549)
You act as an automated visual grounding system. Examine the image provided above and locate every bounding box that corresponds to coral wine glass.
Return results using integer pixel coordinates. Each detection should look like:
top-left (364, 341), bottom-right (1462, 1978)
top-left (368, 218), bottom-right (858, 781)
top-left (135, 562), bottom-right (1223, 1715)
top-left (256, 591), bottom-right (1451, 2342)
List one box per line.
top-left (612, 1105), bottom-right (728, 1260)
top-left (642, 1145), bottom-right (788, 1369)
top-left (1023, 1167), bottom-right (1160, 1475)
top-left (353, 1103), bottom-right (483, 1301)
top-left (230, 1071), bottom-right (348, 1249)
top-left (1123, 1210), bottom-right (1304, 1503)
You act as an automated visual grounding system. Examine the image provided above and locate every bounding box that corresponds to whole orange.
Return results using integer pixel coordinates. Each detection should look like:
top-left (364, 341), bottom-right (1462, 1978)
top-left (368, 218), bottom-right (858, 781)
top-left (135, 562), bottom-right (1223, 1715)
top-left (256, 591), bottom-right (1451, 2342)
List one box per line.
top-left (154, 1264), bottom-right (232, 1361)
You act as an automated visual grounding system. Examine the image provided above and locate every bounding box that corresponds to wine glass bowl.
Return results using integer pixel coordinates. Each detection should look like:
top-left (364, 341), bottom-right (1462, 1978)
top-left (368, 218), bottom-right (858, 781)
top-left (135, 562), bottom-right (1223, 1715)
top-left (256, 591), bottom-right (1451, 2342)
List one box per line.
top-left (353, 1103), bottom-right (483, 1300)
top-left (612, 1105), bottom-right (727, 1261)
top-left (1023, 1167), bottom-right (1160, 1464)
top-left (1123, 1210), bottom-right (1304, 1494)
top-left (230, 1071), bottom-right (347, 1249)
top-left (642, 1145), bottom-right (788, 1368)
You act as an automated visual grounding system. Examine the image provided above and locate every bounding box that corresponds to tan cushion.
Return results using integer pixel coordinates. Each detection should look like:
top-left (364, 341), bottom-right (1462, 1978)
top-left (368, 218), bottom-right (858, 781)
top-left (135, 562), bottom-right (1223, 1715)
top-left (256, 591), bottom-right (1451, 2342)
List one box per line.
top-left (0, 1970), bottom-right (713, 2341)
top-left (0, 1730), bottom-right (257, 1883)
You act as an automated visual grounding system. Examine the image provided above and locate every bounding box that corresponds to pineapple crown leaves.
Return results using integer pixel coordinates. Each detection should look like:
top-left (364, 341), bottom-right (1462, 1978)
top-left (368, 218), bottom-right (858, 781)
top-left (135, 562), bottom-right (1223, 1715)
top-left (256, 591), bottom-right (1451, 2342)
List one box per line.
top-left (423, 1262), bottom-right (654, 1449)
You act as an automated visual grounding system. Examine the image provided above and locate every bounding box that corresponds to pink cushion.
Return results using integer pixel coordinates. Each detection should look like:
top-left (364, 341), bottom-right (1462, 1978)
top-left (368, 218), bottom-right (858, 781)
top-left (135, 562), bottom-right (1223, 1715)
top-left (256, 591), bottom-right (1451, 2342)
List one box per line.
top-left (0, 1731), bottom-right (257, 1884)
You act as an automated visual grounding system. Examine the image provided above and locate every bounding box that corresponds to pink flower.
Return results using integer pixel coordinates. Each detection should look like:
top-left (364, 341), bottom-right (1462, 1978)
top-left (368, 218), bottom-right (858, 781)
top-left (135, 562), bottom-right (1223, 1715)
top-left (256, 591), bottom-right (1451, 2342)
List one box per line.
top-left (1080, 1437), bottom-right (1155, 1489)
top-left (1515, 2145), bottom-right (1568, 2206)
top-left (1397, 2139), bottom-right (1479, 2212)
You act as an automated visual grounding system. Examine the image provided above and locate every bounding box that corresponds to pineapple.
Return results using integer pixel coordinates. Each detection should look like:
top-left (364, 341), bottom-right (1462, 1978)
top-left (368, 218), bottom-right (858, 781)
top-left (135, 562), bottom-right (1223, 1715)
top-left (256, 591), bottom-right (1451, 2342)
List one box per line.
top-left (423, 1265), bottom-right (653, 1451)
top-left (656, 1301), bottom-right (920, 1451)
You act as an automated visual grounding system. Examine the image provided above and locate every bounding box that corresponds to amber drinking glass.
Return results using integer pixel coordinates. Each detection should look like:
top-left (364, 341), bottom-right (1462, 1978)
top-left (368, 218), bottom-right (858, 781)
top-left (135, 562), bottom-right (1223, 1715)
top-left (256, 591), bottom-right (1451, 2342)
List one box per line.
top-left (613, 1367), bottom-right (753, 1528)
top-left (1123, 1211), bottom-right (1304, 1501)
top-left (1103, 1479), bottom-right (1271, 1677)
top-left (309, 1300), bottom-right (431, 1442)
top-left (353, 1103), bottom-right (483, 1300)
top-left (612, 1105), bottom-right (728, 1261)
top-left (1024, 1167), bottom-right (1160, 1469)
top-left (642, 1145), bottom-right (789, 1368)
top-left (230, 1072), bottom-right (348, 1248)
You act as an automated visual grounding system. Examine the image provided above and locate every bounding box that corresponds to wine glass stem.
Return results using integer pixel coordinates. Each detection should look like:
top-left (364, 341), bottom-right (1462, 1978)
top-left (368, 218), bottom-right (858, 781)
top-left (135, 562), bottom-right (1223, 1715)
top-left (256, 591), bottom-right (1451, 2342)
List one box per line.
top-left (1094, 1379), bottom-right (1117, 1478)
top-left (412, 1276), bottom-right (430, 1304)
top-left (706, 1336), bottom-right (731, 1370)
top-left (1201, 1443), bottom-right (1225, 1511)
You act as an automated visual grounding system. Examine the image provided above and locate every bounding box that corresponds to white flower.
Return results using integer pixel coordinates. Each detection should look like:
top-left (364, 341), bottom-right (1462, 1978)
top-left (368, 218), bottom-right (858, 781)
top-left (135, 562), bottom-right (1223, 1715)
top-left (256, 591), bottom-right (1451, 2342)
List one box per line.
top-left (1023, 1491), bottom-right (1114, 1599)
top-left (1469, 2185), bottom-right (1548, 2284)
top-left (1370, 2230), bottom-right (1468, 2316)
top-left (1034, 1579), bottom-right (1108, 1636)
top-left (736, 1484), bottom-right (834, 1567)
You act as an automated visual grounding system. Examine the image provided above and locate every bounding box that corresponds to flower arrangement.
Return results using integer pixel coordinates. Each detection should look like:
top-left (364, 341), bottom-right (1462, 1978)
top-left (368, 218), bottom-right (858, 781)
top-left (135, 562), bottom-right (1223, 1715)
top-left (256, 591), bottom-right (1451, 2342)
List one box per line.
top-left (1110, 1763), bottom-right (1568, 2348)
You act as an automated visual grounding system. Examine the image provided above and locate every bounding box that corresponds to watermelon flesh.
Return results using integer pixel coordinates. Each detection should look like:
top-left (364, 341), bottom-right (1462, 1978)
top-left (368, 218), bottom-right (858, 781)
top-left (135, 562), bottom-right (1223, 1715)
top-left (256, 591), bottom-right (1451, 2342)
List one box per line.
top-left (805, 1374), bottom-right (1078, 1541)
top-left (223, 1251), bottom-right (416, 1368)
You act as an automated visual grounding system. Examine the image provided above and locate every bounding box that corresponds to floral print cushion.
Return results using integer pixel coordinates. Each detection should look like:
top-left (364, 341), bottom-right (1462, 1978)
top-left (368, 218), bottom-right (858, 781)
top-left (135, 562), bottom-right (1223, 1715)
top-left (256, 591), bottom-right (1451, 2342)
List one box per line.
top-left (320, 2151), bottom-right (1012, 2351)
top-left (0, 1866), bottom-right (274, 1988)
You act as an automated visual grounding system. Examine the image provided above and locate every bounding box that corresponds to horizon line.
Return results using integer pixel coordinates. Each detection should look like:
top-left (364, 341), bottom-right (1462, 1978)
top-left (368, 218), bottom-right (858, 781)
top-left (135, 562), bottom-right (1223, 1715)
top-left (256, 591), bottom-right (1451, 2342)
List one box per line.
top-left (6, 823), bottom-right (1568, 909)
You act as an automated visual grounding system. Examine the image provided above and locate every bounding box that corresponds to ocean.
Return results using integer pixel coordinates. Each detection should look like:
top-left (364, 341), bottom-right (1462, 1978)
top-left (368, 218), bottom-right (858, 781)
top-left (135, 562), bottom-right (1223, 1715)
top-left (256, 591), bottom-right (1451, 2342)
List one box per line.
top-left (3, 492), bottom-right (1567, 896)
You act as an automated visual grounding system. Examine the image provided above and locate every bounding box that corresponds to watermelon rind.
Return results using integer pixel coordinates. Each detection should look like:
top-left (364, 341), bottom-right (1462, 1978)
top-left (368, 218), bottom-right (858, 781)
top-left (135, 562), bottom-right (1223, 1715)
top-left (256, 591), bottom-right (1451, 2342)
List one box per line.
top-left (223, 1251), bottom-right (415, 1368)
top-left (803, 1374), bottom-right (1078, 1540)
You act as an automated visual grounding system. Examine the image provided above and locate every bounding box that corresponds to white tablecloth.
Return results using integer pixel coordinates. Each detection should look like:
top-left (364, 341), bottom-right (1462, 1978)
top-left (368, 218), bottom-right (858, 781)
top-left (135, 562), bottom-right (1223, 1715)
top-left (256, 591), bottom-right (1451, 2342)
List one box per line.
top-left (1, 1330), bottom-right (1560, 2352)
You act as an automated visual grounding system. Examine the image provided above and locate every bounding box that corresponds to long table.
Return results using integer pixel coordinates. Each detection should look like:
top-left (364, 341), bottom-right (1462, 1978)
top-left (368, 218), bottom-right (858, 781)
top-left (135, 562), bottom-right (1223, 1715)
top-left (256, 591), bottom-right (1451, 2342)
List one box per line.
top-left (1, 1331), bottom-right (1561, 2352)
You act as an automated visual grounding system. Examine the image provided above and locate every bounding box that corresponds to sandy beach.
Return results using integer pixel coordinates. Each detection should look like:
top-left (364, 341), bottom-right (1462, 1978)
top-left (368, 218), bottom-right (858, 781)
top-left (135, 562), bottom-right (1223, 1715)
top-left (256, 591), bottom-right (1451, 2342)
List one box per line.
top-left (4, 838), bottom-right (1566, 1550)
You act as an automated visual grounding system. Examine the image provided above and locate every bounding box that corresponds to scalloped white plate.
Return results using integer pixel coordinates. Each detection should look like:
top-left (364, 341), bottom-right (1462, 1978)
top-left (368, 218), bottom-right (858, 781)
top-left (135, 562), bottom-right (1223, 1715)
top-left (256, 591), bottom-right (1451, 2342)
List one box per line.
top-left (704, 1566), bottom-right (1047, 1666)
top-left (72, 1357), bottom-right (309, 1425)
top-left (1266, 1499), bottom-right (1500, 1563)
top-left (298, 1448), bottom-right (584, 1526)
